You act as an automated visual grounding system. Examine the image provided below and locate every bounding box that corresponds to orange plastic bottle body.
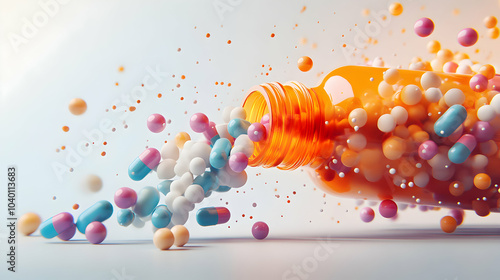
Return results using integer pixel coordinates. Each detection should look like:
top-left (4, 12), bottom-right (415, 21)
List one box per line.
top-left (243, 66), bottom-right (500, 213)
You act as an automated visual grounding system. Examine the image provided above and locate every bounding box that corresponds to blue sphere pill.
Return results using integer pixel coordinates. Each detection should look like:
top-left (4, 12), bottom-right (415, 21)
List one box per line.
top-left (133, 186), bottom-right (160, 217)
top-left (76, 200), bottom-right (113, 234)
top-left (117, 209), bottom-right (135, 227)
top-left (228, 118), bottom-right (251, 138)
top-left (151, 205), bottom-right (172, 228)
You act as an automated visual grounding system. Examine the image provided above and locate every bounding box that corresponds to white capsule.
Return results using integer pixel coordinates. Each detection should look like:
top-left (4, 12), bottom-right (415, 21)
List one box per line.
top-left (161, 141), bottom-right (179, 160)
top-left (157, 159), bottom-right (176, 180)
top-left (230, 107), bottom-right (247, 120)
top-left (184, 184), bottom-right (205, 203)
top-left (189, 157), bottom-right (206, 176)
top-left (424, 87), bottom-right (442, 103)
top-left (444, 88), bottom-right (465, 106)
top-left (477, 104), bottom-right (496, 122)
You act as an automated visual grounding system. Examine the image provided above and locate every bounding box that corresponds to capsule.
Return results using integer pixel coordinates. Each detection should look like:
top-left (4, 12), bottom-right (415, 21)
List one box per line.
top-left (58, 223), bottom-right (76, 241)
top-left (204, 121), bottom-right (220, 145)
top-left (157, 180), bottom-right (173, 195)
top-left (133, 186), bottom-right (160, 217)
top-left (209, 138), bottom-right (232, 169)
top-left (193, 171), bottom-right (219, 193)
top-left (40, 212), bottom-right (74, 239)
top-left (214, 185), bottom-right (231, 193)
top-left (128, 148), bottom-right (161, 181)
top-left (434, 105), bottom-right (467, 137)
top-left (228, 118), bottom-right (251, 139)
top-left (117, 209), bottom-right (135, 227)
top-left (448, 134), bottom-right (477, 164)
top-left (76, 200), bottom-right (113, 234)
top-left (151, 205), bottom-right (172, 228)
top-left (196, 207), bottom-right (231, 226)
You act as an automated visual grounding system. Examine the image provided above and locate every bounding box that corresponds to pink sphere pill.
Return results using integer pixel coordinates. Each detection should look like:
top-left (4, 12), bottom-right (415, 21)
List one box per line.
top-left (472, 121), bottom-right (494, 142)
top-left (85, 221), bottom-right (107, 244)
top-left (190, 113), bottom-right (209, 133)
top-left (414, 17), bottom-right (434, 37)
top-left (114, 187), bottom-right (138, 209)
top-left (248, 122), bottom-right (267, 142)
top-left (261, 114), bottom-right (270, 124)
top-left (470, 74), bottom-right (488, 92)
top-left (252, 221), bottom-right (269, 240)
top-left (147, 114), bottom-right (166, 133)
top-left (228, 152), bottom-right (248, 173)
top-left (379, 200), bottom-right (398, 218)
top-left (443, 62), bottom-right (458, 73)
top-left (418, 140), bottom-right (438, 160)
top-left (360, 207), bottom-right (375, 223)
top-left (457, 28), bottom-right (478, 47)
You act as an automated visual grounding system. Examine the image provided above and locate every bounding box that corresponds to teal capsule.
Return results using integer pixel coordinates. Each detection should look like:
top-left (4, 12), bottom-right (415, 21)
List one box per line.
top-left (133, 186), bottom-right (160, 217)
top-left (76, 200), bottom-right (113, 234)
top-left (117, 209), bottom-right (135, 227)
top-left (215, 185), bottom-right (231, 193)
top-left (210, 138), bottom-right (232, 169)
top-left (196, 207), bottom-right (230, 226)
top-left (151, 205), bottom-right (172, 228)
top-left (434, 105), bottom-right (467, 137)
top-left (193, 171), bottom-right (219, 193)
top-left (228, 118), bottom-right (251, 139)
top-left (157, 180), bottom-right (173, 195)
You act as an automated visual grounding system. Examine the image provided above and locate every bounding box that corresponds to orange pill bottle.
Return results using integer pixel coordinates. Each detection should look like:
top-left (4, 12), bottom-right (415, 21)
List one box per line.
top-left (242, 66), bottom-right (500, 216)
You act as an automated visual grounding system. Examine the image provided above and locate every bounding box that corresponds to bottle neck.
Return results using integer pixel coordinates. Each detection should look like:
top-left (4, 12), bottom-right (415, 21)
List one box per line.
top-left (242, 81), bottom-right (336, 170)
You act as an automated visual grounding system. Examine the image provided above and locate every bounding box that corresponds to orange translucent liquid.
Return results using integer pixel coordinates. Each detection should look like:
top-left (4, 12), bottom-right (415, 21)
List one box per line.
top-left (243, 66), bottom-right (500, 214)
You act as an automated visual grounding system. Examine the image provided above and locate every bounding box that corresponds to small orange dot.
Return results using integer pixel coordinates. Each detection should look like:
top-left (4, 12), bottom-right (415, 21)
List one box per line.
top-left (115, 82), bottom-right (119, 86)
top-left (136, 100), bottom-right (141, 104)
top-left (101, 151), bottom-right (106, 156)
top-left (62, 126), bottom-right (69, 132)
top-left (221, 82), bottom-right (224, 85)
top-left (271, 33), bottom-right (275, 38)
top-left (158, 93), bottom-right (162, 98)
top-left (227, 40), bottom-right (232, 44)
top-left (242, 214), bottom-right (245, 217)
top-left (112, 105), bottom-right (116, 110)
top-left (206, 33), bottom-right (211, 38)
top-left (228, 83), bottom-right (231, 87)
top-left (181, 75), bottom-right (186, 79)
top-left (103, 142), bottom-right (107, 145)
top-left (287, 200), bottom-right (290, 203)
top-left (61, 146), bottom-right (66, 150)
top-left (72, 204), bottom-right (79, 210)
top-left (215, 82), bottom-right (219, 85)
top-left (343, 44), bottom-right (347, 47)
top-left (180, 97), bottom-right (184, 101)
top-left (129, 106), bottom-right (136, 112)
top-left (118, 66), bottom-right (124, 72)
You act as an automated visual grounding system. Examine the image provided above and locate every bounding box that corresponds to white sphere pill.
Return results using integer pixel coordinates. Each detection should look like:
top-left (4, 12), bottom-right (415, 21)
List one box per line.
top-left (165, 191), bottom-right (181, 212)
top-left (222, 106), bottom-right (235, 123)
top-left (347, 133), bottom-right (367, 152)
top-left (420, 72), bottom-right (441, 90)
top-left (390, 106), bottom-right (408, 125)
top-left (216, 124), bottom-right (234, 143)
top-left (173, 196), bottom-right (194, 213)
top-left (489, 94), bottom-right (500, 114)
top-left (190, 141), bottom-right (212, 167)
top-left (174, 161), bottom-right (189, 177)
top-left (377, 114), bottom-right (396, 132)
top-left (170, 180), bottom-right (189, 194)
top-left (171, 210), bottom-right (189, 225)
top-left (161, 141), bottom-right (179, 160)
top-left (184, 184), bottom-right (205, 203)
top-left (157, 159), bottom-right (176, 179)
top-left (233, 135), bottom-right (255, 157)
top-left (383, 68), bottom-right (400, 85)
top-left (229, 170), bottom-right (248, 188)
top-left (189, 157), bottom-right (206, 176)
top-left (230, 107), bottom-right (247, 120)
top-left (456, 64), bottom-right (472, 75)
top-left (401, 85), bottom-right (422, 105)
top-left (180, 172), bottom-right (193, 186)
top-left (348, 108), bottom-right (368, 128)
top-left (378, 81), bottom-right (394, 99)
top-left (444, 88), bottom-right (465, 106)
top-left (424, 87), bottom-right (442, 103)
top-left (477, 104), bottom-right (496, 121)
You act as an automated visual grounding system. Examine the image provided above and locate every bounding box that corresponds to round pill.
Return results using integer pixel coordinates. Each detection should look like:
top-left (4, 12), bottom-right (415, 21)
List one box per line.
top-left (175, 132), bottom-right (191, 149)
top-left (440, 216), bottom-right (457, 233)
top-left (389, 2), bottom-right (403, 16)
top-left (484, 16), bottom-right (497, 28)
top-left (383, 68), bottom-right (400, 85)
top-left (377, 114), bottom-right (396, 133)
top-left (424, 88), bottom-right (442, 103)
top-left (228, 152), bottom-right (249, 173)
top-left (161, 141), bottom-right (179, 160)
top-left (171, 225), bottom-right (190, 247)
top-left (190, 113), bottom-right (209, 133)
top-left (470, 74), bottom-right (488, 92)
top-left (414, 17), bottom-right (434, 37)
top-left (85, 221), bottom-right (107, 244)
top-left (379, 200), bottom-right (398, 218)
top-left (252, 221), bottom-right (269, 240)
top-left (348, 108), bottom-right (368, 128)
top-left (449, 209), bottom-right (464, 226)
top-left (230, 107), bottom-right (247, 120)
top-left (68, 98), bottom-right (87, 115)
top-left (57, 223), bottom-right (76, 241)
top-left (443, 61), bottom-right (458, 73)
top-left (18, 212), bottom-right (42, 236)
top-left (297, 56), bottom-right (313, 72)
top-left (360, 207), bottom-right (375, 223)
top-left (147, 114), bottom-right (166, 133)
top-left (84, 174), bottom-right (103, 192)
top-left (401, 85), bottom-right (422, 105)
top-left (154, 228), bottom-right (175, 250)
top-left (420, 72), bottom-right (441, 89)
top-left (390, 106), bottom-right (408, 125)
top-left (114, 187), bottom-right (137, 209)
top-left (477, 105), bottom-right (496, 121)
top-left (444, 88), bottom-right (465, 106)
top-left (474, 173), bottom-right (491, 190)
top-left (248, 122), bottom-right (267, 142)
top-left (457, 28), bottom-right (478, 47)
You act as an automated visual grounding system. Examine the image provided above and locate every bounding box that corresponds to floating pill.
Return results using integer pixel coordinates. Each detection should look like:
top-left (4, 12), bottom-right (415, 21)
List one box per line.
top-left (448, 134), bottom-right (476, 164)
top-left (190, 113), bottom-right (209, 133)
top-left (114, 187), bottom-right (137, 209)
top-left (434, 105), bottom-right (467, 137)
top-left (76, 200), bottom-right (113, 234)
top-left (214, 185), bottom-right (231, 193)
top-left (230, 107), bottom-right (247, 120)
top-left (252, 221), bottom-right (269, 240)
top-left (418, 140), bottom-right (438, 160)
top-left (128, 148), bottom-right (161, 181)
top-left (247, 122), bottom-right (267, 142)
top-left (157, 180), bottom-right (173, 195)
top-left (40, 212), bottom-right (74, 239)
top-left (228, 118), bottom-right (251, 139)
top-left (57, 223), bottom-right (76, 241)
top-left (472, 121), bottom-right (494, 143)
top-left (18, 212), bottom-right (41, 236)
top-left (133, 186), bottom-right (160, 217)
top-left (470, 74), bottom-right (488, 92)
top-left (228, 152), bottom-right (248, 173)
top-left (151, 205), bottom-right (172, 228)
top-left (457, 28), bottom-right (478, 47)
top-left (193, 171), bottom-right (218, 194)
top-left (414, 17), bottom-right (434, 37)
top-left (147, 113), bottom-right (166, 133)
top-left (117, 209), bottom-right (135, 227)
top-left (203, 121), bottom-right (220, 145)
top-left (379, 200), bottom-right (398, 218)
top-left (440, 216), bottom-right (457, 233)
top-left (196, 207), bottom-right (231, 226)
top-left (85, 221), bottom-right (107, 244)
top-left (210, 138), bottom-right (232, 169)
top-left (184, 184), bottom-right (205, 203)
top-left (360, 207), bottom-right (375, 223)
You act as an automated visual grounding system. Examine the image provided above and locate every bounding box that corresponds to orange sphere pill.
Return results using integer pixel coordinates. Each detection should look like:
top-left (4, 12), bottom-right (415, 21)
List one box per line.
top-left (297, 56), bottom-right (313, 72)
top-left (153, 228), bottom-right (175, 250)
top-left (473, 173), bottom-right (491, 190)
top-left (68, 98), bottom-right (87, 115)
top-left (341, 149), bottom-right (360, 167)
top-left (440, 216), bottom-right (457, 233)
top-left (484, 16), bottom-right (497, 29)
top-left (488, 27), bottom-right (499, 39)
top-left (389, 2), bottom-right (403, 16)
top-left (18, 213), bottom-right (42, 236)
top-left (175, 132), bottom-right (191, 149)
top-left (479, 64), bottom-right (495, 80)
top-left (472, 200), bottom-right (490, 217)
top-left (62, 126), bottom-right (70, 132)
top-left (426, 40), bottom-right (441, 54)
top-left (449, 181), bottom-right (465, 196)
top-left (382, 136), bottom-right (406, 160)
